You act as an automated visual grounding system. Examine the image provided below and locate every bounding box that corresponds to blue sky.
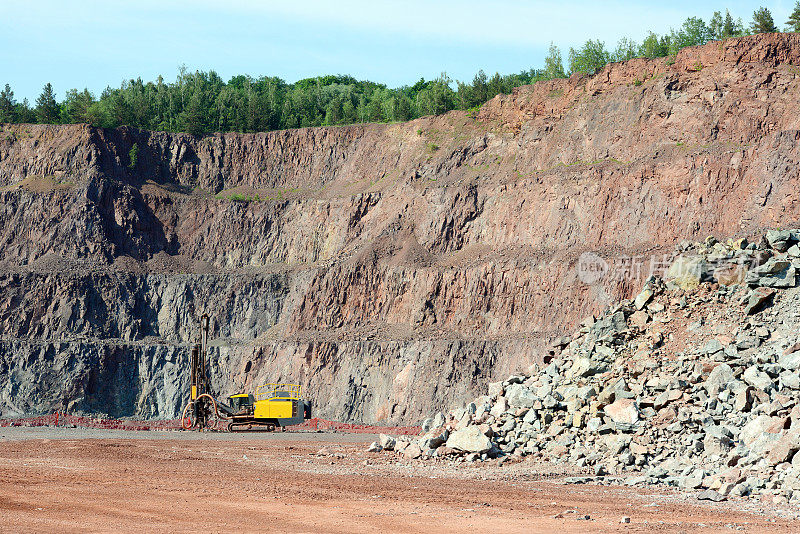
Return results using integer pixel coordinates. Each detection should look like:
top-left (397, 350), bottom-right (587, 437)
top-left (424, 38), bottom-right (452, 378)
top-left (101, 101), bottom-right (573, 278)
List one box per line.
top-left (1, 1), bottom-right (795, 101)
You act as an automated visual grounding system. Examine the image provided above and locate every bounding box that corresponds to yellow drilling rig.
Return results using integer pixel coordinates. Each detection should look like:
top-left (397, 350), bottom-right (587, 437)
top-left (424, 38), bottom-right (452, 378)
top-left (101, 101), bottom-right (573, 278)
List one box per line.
top-left (181, 314), bottom-right (312, 432)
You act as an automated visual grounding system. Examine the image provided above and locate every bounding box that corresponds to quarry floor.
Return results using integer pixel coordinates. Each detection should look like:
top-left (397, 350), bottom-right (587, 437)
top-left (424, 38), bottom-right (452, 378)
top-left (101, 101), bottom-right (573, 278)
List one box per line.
top-left (0, 427), bottom-right (796, 533)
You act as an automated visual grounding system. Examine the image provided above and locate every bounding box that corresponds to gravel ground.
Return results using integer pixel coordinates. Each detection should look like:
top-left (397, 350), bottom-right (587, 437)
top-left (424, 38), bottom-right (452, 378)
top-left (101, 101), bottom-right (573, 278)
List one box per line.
top-left (0, 426), bottom-right (377, 443)
top-left (0, 427), bottom-right (796, 533)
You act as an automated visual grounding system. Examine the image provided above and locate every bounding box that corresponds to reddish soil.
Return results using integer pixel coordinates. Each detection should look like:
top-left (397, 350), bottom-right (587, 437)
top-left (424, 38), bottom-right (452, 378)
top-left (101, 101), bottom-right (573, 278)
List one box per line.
top-left (0, 429), bottom-right (794, 533)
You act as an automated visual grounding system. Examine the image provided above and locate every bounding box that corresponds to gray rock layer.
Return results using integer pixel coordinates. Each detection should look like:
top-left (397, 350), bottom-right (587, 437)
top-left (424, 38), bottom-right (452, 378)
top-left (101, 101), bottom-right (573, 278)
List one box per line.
top-left (3, 34), bottom-right (800, 423)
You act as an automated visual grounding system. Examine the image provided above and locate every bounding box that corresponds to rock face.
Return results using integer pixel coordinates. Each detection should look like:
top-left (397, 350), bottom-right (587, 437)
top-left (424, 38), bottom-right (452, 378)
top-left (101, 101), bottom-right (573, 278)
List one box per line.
top-left (2, 34), bottom-right (800, 423)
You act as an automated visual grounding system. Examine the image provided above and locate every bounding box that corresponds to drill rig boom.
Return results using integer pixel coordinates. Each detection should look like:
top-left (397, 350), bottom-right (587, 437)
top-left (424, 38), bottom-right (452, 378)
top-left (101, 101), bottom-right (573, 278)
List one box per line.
top-left (181, 315), bottom-right (311, 431)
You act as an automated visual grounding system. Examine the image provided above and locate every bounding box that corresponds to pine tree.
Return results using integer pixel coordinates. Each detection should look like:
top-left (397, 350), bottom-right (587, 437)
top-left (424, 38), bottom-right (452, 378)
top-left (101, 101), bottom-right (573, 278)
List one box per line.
top-left (61, 88), bottom-right (95, 124)
top-left (709, 10), bottom-right (739, 39)
top-left (181, 90), bottom-right (207, 136)
top-left (723, 10), bottom-right (738, 38)
top-left (366, 96), bottom-right (383, 122)
top-left (35, 83), bottom-right (60, 123)
top-left (455, 81), bottom-right (473, 110)
top-left (18, 98), bottom-right (36, 123)
top-left (751, 7), bottom-right (778, 34)
top-left (0, 84), bottom-right (16, 122)
top-left (788, 1), bottom-right (800, 32)
top-left (472, 70), bottom-right (488, 105)
top-left (488, 72), bottom-right (503, 98)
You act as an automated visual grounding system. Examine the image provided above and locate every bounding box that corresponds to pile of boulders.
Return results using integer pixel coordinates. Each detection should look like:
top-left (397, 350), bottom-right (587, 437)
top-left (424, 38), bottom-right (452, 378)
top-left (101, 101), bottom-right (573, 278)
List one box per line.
top-left (370, 230), bottom-right (800, 504)
top-left (669, 231), bottom-right (798, 290)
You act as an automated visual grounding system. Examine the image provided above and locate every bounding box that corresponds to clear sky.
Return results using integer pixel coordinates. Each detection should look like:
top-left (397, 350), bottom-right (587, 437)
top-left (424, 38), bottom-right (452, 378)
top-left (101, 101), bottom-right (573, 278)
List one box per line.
top-left (1, 1), bottom-right (796, 101)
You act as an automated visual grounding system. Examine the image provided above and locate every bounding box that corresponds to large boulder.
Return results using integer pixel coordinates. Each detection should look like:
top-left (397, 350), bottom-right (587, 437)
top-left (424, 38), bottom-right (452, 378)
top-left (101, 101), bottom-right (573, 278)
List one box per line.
top-left (783, 467), bottom-right (800, 491)
top-left (568, 356), bottom-right (608, 379)
top-left (744, 287), bottom-right (775, 314)
top-left (403, 442), bottom-right (423, 459)
top-left (766, 431), bottom-right (800, 466)
top-left (419, 427), bottom-right (449, 449)
top-left (421, 418), bottom-right (434, 433)
top-left (778, 350), bottom-right (800, 371)
top-left (704, 427), bottom-right (734, 456)
top-left (505, 383), bottom-right (538, 408)
top-left (604, 398), bottom-right (639, 428)
top-left (432, 412), bottom-right (446, 429)
top-left (629, 310), bottom-right (650, 329)
top-left (487, 381), bottom-right (504, 398)
top-left (741, 415), bottom-right (776, 446)
top-left (766, 229), bottom-right (794, 252)
top-left (745, 258), bottom-right (796, 288)
top-left (760, 264), bottom-right (796, 288)
top-left (445, 426), bottom-right (493, 454)
top-left (743, 366), bottom-right (773, 392)
top-left (741, 415), bottom-right (784, 457)
top-left (633, 287), bottom-right (654, 310)
top-left (714, 263), bottom-right (747, 286)
top-left (490, 397), bottom-right (508, 418)
top-left (666, 256), bottom-right (708, 290)
top-left (591, 311), bottom-right (628, 339)
top-left (379, 433), bottom-right (396, 451)
top-left (704, 363), bottom-right (735, 391)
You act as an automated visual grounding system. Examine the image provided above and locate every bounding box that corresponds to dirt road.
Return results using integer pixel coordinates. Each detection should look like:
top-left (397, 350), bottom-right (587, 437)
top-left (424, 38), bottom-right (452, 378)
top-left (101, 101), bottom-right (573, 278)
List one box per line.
top-left (0, 427), bottom-right (795, 533)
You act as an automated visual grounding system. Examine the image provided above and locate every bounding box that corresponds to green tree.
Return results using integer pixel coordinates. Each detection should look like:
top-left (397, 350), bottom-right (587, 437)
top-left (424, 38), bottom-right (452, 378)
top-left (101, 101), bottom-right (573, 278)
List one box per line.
top-left (392, 94), bottom-right (412, 121)
top-left (424, 73), bottom-right (455, 115)
top-left (84, 102), bottom-right (105, 126)
top-left (16, 98), bottom-right (36, 123)
top-left (723, 10), bottom-right (745, 38)
top-left (99, 87), bottom-right (130, 128)
top-left (0, 84), bottom-right (16, 122)
top-left (568, 40), bottom-right (611, 75)
top-left (472, 70), bottom-right (488, 104)
top-left (751, 7), bottom-right (778, 33)
top-left (341, 99), bottom-right (357, 123)
top-left (787, 1), bottom-right (800, 32)
top-left (613, 37), bottom-right (639, 62)
top-left (487, 72), bottom-right (503, 98)
top-left (543, 43), bottom-right (566, 79)
top-left (35, 83), bottom-right (60, 123)
top-left (323, 97), bottom-right (343, 125)
top-left (366, 94), bottom-right (383, 122)
top-left (710, 11), bottom-right (724, 39)
top-left (61, 88), bottom-right (96, 123)
top-left (638, 32), bottom-right (670, 58)
top-left (455, 80), bottom-right (474, 110)
top-left (669, 17), bottom-right (713, 54)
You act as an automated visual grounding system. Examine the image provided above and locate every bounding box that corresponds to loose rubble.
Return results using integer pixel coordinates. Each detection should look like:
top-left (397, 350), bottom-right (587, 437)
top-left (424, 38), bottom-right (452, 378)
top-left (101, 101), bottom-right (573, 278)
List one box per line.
top-left (375, 230), bottom-right (800, 505)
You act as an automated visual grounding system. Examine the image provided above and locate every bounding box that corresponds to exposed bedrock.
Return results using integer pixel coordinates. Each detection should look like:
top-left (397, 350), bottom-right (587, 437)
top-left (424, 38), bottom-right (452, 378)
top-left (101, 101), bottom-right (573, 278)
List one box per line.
top-left (1, 34), bottom-right (800, 422)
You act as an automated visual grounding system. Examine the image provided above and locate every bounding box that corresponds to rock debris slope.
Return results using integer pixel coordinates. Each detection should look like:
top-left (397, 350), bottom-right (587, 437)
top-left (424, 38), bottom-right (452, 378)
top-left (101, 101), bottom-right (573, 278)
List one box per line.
top-left (378, 230), bottom-right (800, 504)
top-left (1, 34), bottom-right (800, 423)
